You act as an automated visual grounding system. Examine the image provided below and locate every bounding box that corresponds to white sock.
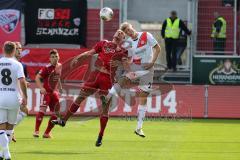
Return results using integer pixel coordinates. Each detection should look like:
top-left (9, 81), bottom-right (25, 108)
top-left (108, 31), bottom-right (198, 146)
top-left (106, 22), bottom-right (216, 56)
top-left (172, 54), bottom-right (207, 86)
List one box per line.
top-left (0, 130), bottom-right (11, 159)
top-left (16, 111), bottom-right (27, 125)
top-left (136, 105), bottom-right (147, 130)
top-left (0, 150), bottom-right (3, 158)
top-left (107, 83), bottom-right (121, 99)
top-left (6, 130), bottom-right (13, 144)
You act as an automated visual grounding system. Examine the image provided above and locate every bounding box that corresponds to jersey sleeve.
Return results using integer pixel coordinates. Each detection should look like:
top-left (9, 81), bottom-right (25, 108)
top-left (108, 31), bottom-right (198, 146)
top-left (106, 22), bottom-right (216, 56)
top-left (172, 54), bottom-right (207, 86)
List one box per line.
top-left (17, 63), bottom-right (25, 79)
top-left (147, 32), bottom-right (158, 47)
top-left (38, 67), bottom-right (48, 79)
top-left (93, 41), bottom-right (105, 53)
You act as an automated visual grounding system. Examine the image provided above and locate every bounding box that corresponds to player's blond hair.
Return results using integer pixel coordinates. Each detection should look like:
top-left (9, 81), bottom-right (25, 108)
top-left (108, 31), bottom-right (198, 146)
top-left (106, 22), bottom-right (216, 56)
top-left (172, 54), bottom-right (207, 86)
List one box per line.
top-left (3, 41), bottom-right (16, 55)
top-left (120, 22), bottom-right (132, 32)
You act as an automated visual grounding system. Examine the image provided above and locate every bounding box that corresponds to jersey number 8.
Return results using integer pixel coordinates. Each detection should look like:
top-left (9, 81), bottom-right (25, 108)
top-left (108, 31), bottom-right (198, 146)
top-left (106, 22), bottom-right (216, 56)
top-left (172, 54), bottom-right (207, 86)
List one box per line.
top-left (1, 68), bottom-right (12, 85)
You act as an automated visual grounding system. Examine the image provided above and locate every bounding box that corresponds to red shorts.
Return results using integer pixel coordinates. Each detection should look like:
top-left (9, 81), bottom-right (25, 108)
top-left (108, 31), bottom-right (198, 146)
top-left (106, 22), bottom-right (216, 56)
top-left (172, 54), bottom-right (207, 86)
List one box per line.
top-left (83, 71), bottom-right (112, 95)
top-left (40, 91), bottom-right (60, 112)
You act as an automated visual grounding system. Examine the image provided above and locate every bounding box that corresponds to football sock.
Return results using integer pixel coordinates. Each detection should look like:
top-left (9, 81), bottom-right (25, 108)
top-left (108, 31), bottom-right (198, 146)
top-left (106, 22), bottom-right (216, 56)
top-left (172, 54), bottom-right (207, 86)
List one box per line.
top-left (35, 112), bottom-right (44, 132)
top-left (16, 111), bottom-right (27, 125)
top-left (0, 130), bottom-right (10, 159)
top-left (5, 130), bottom-right (13, 144)
top-left (64, 102), bottom-right (80, 121)
top-left (137, 105), bottom-right (147, 130)
top-left (99, 116), bottom-right (109, 137)
top-left (107, 83), bottom-right (121, 100)
top-left (45, 115), bottom-right (57, 135)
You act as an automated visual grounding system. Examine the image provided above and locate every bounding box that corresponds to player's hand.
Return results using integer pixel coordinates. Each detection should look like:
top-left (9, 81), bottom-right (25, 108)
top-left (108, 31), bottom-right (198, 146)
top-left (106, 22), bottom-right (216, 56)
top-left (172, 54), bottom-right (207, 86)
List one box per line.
top-left (21, 96), bottom-right (27, 106)
top-left (143, 62), bottom-right (154, 70)
top-left (20, 104), bottom-right (29, 115)
top-left (70, 57), bottom-right (79, 68)
top-left (40, 88), bottom-right (47, 94)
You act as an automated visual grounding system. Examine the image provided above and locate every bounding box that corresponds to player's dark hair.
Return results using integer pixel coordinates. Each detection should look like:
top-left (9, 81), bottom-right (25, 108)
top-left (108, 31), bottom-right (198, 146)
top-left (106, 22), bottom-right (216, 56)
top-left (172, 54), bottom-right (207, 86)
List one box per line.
top-left (4, 41), bottom-right (16, 55)
top-left (171, 10), bottom-right (177, 16)
top-left (49, 49), bottom-right (58, 55)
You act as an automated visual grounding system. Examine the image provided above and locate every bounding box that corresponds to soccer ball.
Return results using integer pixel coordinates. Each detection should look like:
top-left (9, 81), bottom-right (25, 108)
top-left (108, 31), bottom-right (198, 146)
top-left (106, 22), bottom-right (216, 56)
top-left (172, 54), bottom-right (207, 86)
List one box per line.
top-left (99, 7), bottom-right (113, 21)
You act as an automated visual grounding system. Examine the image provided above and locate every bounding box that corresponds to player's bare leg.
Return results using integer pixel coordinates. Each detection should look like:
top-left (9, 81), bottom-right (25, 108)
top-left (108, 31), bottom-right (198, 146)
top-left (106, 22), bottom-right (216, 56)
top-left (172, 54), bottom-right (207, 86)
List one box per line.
top-left (12, 105), bottom-right (28, 142)
top-left (134, 91), bottom-right (149, 138)
top-left (95, 96), bottom-right (111, 147)
top-left (51, 88), bottom-right (95, 127)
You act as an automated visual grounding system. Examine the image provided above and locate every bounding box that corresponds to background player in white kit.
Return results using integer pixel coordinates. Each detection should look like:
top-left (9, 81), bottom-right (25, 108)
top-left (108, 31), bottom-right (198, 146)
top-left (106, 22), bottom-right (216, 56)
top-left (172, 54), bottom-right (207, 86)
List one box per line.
top-left (11, 41), bottom-right (29, 142)
top-left (0, 41), bottom-right (28, 160)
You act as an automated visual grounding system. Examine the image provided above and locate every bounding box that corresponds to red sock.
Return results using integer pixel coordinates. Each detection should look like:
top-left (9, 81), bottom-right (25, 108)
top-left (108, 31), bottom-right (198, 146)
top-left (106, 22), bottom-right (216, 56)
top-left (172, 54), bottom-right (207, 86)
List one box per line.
top-left (99, 116), bottom-right (109, 137)
top-left (44, 115), bottom-right (57, 135)
top-left (63, 102), bottom-right (80, 121)
top-left (35, 112), bottom-right (44, 132)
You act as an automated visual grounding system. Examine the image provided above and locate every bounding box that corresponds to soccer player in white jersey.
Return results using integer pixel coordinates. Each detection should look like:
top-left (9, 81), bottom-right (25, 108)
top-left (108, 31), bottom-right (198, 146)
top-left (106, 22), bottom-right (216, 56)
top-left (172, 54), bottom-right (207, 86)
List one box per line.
top-left (107, 22), bottom-right (161, 137)
top-left (0, 41), bottom-right (27, 160)
top-left (10, 42), bottom-right (29, 142)
top-left (121, 22), bottom-right (160, 137)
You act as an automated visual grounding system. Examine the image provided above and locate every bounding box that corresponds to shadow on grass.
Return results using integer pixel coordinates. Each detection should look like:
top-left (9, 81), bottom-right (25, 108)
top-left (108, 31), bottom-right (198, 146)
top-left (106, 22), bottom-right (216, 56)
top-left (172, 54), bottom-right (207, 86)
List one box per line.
top-left (192, 119), bottom-right (240, 124)
top-left (16, 151), bottom-right (105, 155)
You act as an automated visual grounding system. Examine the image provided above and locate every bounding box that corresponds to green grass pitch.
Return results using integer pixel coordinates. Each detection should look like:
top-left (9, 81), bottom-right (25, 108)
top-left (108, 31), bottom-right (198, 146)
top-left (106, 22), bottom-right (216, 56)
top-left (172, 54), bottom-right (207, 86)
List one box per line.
top-left (10, 117), bottom-right (240, 160)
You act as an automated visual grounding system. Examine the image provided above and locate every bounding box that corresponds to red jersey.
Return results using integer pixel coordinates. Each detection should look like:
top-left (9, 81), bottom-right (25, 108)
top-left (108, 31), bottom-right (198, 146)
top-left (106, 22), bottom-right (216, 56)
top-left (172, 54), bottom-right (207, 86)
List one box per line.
top-left (93, 40), bottom-right (128, 73)
top-left (39, 63), bottom-right (62, 92)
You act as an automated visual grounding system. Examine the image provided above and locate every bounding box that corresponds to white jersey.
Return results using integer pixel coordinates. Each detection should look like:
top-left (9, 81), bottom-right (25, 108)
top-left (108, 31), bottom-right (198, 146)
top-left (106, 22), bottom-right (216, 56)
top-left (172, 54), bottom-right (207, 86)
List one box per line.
top-left (125, 32), bottom-right (158, 68)
top-left (123, 32), bottom-right (158, 92)
top-left (0, 57), bottom-right (25, 109)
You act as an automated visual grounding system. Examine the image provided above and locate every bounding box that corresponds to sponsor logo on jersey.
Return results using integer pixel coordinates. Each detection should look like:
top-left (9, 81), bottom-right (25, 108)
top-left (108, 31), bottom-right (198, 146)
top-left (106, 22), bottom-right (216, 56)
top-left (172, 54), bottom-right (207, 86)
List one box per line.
top-left (0, 9), bottom-right (20, 33)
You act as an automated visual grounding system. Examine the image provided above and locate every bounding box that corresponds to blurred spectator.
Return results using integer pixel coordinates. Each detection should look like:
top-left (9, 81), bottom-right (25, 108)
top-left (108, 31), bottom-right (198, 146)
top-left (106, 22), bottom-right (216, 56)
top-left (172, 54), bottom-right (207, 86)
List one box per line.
top-left (176, 28), bottom-right (187, 65)
top-left (222, 0), bottom-right (239, 10)
top-left (211, 12), bottom-right (227, 54)
top-left (223, 0), bottom-right (234, 7)
top-left (161, 11), bottom-right (191, 71)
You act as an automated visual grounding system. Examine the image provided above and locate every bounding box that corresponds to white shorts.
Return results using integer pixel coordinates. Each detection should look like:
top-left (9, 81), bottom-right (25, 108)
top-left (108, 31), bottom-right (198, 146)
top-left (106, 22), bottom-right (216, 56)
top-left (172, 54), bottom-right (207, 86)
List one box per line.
top-left (125, 70), bottom-right (154, 92)
top-left (0, 108), bottom-right (19, 125)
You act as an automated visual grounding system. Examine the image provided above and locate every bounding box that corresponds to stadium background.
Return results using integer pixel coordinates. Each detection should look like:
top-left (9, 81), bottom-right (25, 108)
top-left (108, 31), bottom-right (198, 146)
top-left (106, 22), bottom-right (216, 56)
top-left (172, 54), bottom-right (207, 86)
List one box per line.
top-left (0, 0), bottom-right (240, 119)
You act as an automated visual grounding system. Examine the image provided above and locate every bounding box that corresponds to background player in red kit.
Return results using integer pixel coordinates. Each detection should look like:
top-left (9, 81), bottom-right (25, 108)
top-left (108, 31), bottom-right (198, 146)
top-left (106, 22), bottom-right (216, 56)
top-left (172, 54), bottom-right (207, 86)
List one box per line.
top-left (52, 30), bottom-right (127, 146)
top-left (33, 49), bottom-right (62, 138)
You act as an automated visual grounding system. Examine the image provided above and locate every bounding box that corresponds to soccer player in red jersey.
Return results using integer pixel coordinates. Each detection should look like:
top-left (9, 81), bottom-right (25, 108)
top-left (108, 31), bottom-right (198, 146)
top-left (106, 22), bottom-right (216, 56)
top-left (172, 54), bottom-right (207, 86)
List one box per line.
top-left (33, 49), bottom-right (62, 138)
top-left (52, 30), bottom-right (127, 146)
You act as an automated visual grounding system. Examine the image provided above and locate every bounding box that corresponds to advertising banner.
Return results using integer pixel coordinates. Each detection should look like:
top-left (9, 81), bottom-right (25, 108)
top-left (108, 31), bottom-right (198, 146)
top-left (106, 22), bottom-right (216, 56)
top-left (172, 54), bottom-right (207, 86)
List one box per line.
top-left (192, 55), bottom-right (240, 84)
top-left (0, 0), bottom-right (21, 46)
top-left (24, 0), bottom-right (87, 45)
top-left (27, 83), bottom-right (205, 118)
top-left (26, 83), bottom-right (240, 118)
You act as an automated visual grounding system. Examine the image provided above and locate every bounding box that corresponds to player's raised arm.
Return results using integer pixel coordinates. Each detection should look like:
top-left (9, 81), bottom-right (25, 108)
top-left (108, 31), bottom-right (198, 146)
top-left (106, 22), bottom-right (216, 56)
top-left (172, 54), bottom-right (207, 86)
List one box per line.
top-left (71, 49), bottom-right (96, 67)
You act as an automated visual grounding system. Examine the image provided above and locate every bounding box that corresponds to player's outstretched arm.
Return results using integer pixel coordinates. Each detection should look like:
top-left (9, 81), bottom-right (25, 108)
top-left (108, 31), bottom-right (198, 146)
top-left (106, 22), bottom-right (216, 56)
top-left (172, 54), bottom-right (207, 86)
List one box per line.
top-left (71, 49), bottom-right (96, 67)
